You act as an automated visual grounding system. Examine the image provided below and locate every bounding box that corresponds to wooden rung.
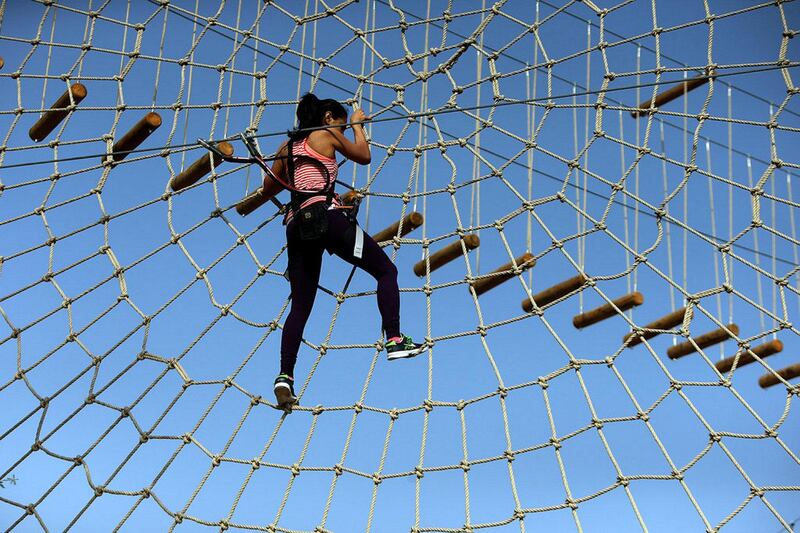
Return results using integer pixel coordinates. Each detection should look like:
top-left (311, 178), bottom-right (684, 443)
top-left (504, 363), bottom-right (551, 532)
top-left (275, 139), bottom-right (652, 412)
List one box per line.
top-left (237, 188), bottom-right (272, 216)
top-left (667, 324), bottom-right (739, 359)
top-left (759, 362), bottom-right (800, 389)
top-left (573, 292), bottom-right (644, 329)
top-left (237, 177), bottom-right (285, 216)
top-left (372, 212), bottom-right (424, 243)
top-left (715, 339), bottom-right (783, 373)
top-left (105, 112), bottom-right (162, 164)
top-left (28, 83), bottom-right (87, 142)
top-left (522, 274), bottom-right (587, 313)
top-left (631, 74), bottom-right (710, 117)
top-left (340, 190), bottom-right (363, 206)
top-left (170, 142), bottom-right (234, 191)
top-left (623, 307), bottom-right (686, 347)
top-left (471, 253), bottom-right (535, 297)
top-left (413, 234), bottom-right (480, 277)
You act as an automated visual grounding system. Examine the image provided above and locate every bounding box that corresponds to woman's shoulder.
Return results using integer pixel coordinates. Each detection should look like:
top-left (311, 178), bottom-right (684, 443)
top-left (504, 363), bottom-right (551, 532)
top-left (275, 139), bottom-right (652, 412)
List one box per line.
top-left (305, 130), bottom-right (336, 159)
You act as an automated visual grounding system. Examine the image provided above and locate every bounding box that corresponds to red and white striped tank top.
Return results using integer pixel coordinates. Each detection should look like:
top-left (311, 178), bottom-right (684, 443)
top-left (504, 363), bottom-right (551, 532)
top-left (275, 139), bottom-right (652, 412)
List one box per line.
top-left (284, 138), bottom-right (340, 224)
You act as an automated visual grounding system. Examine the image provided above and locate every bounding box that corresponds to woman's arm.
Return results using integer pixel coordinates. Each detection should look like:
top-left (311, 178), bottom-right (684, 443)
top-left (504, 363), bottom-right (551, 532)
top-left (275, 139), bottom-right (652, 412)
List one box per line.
top-left (328, 109), bottom-right (371, 165)
top-left (263, 141), bottom-right (288, 195)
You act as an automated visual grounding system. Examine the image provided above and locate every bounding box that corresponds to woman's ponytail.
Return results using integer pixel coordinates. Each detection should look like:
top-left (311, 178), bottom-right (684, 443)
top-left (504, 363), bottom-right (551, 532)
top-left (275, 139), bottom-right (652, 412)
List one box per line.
top-left (289, 92), bottom-right (347, 141)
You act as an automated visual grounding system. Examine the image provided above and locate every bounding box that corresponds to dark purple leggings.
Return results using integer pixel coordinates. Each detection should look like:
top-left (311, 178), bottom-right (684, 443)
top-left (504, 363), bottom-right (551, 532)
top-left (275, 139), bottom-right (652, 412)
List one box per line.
top-left (280, 209), bottom-right (400, 377)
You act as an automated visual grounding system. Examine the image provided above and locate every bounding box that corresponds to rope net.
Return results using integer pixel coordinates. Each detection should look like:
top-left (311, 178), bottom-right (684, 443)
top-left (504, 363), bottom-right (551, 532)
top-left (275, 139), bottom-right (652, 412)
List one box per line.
top-left (0, 0), bottom-right (799, 531)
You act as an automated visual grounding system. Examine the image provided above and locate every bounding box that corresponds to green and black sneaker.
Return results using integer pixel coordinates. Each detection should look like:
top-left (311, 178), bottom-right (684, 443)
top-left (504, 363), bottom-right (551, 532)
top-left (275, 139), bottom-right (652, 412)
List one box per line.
top-left (273, 374), bottom-right (298, 412)
top-left (386, 334), bottom-right (426, 361)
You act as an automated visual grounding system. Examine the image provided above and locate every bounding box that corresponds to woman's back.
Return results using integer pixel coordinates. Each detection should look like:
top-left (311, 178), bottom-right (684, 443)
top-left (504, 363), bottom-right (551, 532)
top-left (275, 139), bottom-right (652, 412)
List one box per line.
top-left (285, 137), bottom-right (341, 222)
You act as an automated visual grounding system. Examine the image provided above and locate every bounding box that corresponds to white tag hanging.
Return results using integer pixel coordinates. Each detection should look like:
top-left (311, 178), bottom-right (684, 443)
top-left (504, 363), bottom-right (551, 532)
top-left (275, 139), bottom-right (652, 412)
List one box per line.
top-left (353, 225), bottom-right (364, 260)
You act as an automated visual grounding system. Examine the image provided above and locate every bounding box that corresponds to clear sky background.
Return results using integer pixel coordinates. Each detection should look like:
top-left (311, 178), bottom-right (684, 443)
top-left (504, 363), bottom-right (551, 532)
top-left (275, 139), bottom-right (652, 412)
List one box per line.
top-left (0, 0), bottom-right (799, 531)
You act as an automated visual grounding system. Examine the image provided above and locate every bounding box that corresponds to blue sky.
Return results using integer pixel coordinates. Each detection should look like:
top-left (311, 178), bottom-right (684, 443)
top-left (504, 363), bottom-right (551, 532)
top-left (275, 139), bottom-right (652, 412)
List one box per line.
top-left (0, 0), bottom-right (799, 531)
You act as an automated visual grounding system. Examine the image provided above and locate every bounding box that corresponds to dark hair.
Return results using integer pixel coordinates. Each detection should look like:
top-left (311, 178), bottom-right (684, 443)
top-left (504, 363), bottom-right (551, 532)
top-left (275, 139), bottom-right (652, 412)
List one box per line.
top-left (289, 93), bottom-right (347, 141)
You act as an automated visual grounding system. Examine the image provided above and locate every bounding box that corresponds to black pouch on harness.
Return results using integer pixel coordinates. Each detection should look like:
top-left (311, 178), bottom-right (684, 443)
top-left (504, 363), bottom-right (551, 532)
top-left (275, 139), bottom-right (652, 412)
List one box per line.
top-left (297, 201), bottom-right (328, 240)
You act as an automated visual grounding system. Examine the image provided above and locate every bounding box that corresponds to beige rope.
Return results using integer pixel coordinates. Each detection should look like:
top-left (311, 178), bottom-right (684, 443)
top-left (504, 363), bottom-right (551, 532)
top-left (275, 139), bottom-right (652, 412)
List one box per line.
top-left (0, 1), bottom-right (798, 532)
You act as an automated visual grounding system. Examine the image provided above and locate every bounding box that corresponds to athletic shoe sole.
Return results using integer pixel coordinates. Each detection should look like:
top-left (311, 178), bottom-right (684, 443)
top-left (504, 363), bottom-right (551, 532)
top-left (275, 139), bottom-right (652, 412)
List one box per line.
top-left (387, 346), bottom-right (425, 361)
top-left (274, 382), bottom-right (297, 411)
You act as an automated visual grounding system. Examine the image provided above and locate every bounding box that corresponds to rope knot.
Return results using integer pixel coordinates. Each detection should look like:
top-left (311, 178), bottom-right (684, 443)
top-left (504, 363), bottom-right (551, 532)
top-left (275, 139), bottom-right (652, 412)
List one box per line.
top-left (565, 498), bottom-right (578, 510)
top-left (722, 282), bottom-right (733, 293)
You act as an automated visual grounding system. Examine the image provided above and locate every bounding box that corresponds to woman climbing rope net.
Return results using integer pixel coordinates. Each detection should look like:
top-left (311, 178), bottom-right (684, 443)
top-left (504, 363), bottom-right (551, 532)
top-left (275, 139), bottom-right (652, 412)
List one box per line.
top-left (269, 93), bottom-right (426, 411)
